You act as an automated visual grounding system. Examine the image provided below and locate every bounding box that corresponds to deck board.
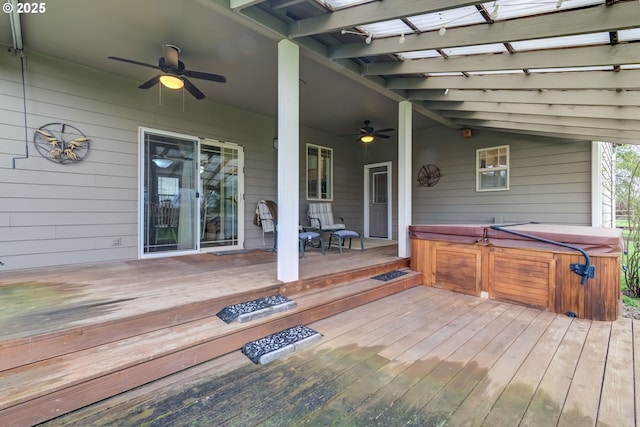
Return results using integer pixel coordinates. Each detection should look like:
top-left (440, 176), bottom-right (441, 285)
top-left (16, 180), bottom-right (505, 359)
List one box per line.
top-left (557, 320), bottom-right (611, 427)
top-left (598, 317), bottom-right (635, 427)
top-left (481, 314), bottom-right (573, 426)
top-left (33, 286), bottom-right (638, 427)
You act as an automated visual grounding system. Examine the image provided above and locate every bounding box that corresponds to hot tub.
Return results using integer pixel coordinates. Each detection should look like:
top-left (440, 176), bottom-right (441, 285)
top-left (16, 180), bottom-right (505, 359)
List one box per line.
top-left (409, 223), bottom-right (624, 321)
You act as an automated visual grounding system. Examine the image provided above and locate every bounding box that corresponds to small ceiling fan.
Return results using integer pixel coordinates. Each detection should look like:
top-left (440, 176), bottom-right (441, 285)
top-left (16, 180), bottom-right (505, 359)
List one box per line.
top-left (108, 44), bottom-right (226, 100)
top-left (358, 120), bottom-right (395, 143)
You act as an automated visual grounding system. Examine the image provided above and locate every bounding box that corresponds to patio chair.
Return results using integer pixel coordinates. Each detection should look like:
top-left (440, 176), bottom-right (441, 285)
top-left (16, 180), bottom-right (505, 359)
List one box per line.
top-left (307, 202), bottom-right (346, 236)
top-left (254, 200), bottom-right (277, 251)
top-left (154, 200), bottom-right (179, 245)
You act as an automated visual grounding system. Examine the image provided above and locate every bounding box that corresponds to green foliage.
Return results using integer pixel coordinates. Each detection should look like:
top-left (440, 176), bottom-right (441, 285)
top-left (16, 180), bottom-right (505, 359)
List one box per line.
top-left (623, 295), bottom-right (640, 308)
top-left (621, 146), bottom-right (640, 297)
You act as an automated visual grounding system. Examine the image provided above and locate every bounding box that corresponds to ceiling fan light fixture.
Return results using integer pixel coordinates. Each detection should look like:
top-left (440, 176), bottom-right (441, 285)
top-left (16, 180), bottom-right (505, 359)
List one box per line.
top-left (360, 135), bottom-right (374, 144)
top-left (159, 74), bottom-right (184, 89)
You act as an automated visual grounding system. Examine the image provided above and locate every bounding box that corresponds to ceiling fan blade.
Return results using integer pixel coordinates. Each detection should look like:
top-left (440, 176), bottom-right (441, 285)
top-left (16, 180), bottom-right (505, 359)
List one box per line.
top-left (183, 78), bottom-right (206, 100)
top-left (162, 45), bottom-right (180, 69)
top-left (374, 134), bottom-right (391, 139)
top-left (108, 56), bottom-right (161, 71)
top-left (183, 69), bottom-right (227, 83)
top-left (376, 128), bottom-right (395, 133)
top-left (138, 75), bottom-right (161, 89)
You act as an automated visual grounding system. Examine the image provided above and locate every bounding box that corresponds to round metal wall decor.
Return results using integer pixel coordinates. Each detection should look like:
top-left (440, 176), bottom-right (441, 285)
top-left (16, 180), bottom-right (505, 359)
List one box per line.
top-left (33, 123), bottom-right (90, 163)
top-left (417, 164), bottom-right (442, 187)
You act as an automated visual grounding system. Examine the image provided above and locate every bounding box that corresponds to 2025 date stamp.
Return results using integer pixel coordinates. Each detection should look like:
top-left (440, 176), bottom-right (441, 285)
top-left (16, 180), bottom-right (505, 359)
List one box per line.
top-left (3, 2), bottom-right (46, 13)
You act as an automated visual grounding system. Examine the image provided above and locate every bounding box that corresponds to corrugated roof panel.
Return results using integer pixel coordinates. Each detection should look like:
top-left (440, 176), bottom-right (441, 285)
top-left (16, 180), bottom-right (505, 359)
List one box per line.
top-left (481, 0), bottom-right (604, 21)
top-left (359, 19), bottom-right (413, 38)
top-left (408, 6), bottom-right (485, 32)
top-left (397, 50), bottom-right (442, 60)
top-left (619, 28), bottom-right (640, 42)
top-left (511, 32), bottom-right (610, 51)
top-left (443, 43), bottom-right (508, 56)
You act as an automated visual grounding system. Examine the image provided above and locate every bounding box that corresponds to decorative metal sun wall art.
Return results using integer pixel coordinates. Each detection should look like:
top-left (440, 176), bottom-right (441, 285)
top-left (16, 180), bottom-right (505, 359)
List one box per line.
top-left (417, 164), bottom-right (442, 187)
top-left (33, 123), bottom-right (90, 163)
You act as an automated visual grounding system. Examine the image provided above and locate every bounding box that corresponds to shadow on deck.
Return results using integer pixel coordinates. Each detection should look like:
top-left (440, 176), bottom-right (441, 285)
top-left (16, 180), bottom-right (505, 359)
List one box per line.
top-left (0, 244), bottom-right (421, 425)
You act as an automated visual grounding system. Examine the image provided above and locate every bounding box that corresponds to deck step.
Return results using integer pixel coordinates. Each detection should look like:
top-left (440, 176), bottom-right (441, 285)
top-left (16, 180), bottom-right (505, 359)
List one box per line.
top-left (0, 267), bottom-right (420, 426)
top-left (241, 325), bottom-right (322, 364)
top-left (216, 294), bottom-right (297, 324)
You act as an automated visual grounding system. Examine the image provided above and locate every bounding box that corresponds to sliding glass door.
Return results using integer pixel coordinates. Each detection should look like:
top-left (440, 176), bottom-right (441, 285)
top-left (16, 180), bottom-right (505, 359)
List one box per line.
top-left (199, 140), bottom-right (244, 251)
top-left (140, 129), bottom-right (244, 257)
top-left (141, 128), bottom-right (199, 256)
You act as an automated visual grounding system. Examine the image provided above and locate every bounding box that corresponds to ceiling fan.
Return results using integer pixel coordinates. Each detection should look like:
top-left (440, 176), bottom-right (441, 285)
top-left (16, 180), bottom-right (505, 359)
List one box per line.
top-left (358, 120), bottom-right (395, 143)
top-left (108, 44), bottom-right (226, 100)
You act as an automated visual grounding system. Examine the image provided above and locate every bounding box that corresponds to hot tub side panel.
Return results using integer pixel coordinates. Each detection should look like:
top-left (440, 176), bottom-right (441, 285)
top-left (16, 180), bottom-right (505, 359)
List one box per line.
top-left (554, 252), bottom-right (620, 321)
top-left (486, 247), bottom-right (556, 312)
top-left (411, 239), bottom-right (482, 297)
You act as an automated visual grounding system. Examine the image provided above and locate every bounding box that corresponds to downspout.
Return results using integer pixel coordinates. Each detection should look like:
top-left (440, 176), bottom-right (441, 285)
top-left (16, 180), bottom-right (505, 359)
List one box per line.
top-left (490, 223), bottom-right (595, 286)
top-left (8, 0), bottom-right (29, 169)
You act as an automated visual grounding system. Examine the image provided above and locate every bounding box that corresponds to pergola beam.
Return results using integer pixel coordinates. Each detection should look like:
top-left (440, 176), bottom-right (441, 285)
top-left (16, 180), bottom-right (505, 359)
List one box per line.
top-left (388, 70), bottom-right (640, 91)
top-left (330, 2), bottom-right (637, 59)
top-left (467, 126), bottom-right (640, 145)
top-left (363, 44), bottom-right (640, 76)
top-left (444, 111), bottom-right (640, 132)
top-left (458, 119), bottom-right (640, 142)
top-left (429, 101), bottom-right (640, 121)
top-left (288, 0), bottom-right (479, 38)
top-left (408, 89), bottom-right (640, 107)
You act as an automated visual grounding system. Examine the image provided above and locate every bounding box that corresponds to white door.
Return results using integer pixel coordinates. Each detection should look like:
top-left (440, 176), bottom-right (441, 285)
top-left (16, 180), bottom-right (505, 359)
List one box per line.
top-left (364, 162), bottom-right (392, 239)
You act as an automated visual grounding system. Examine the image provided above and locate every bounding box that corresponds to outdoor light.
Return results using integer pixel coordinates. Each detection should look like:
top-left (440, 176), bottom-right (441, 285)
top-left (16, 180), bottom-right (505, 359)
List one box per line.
top-left (151, 155), bottom-right (173, 168)
top-left (159, 75), bottom-right (184, 90)
top-left (439, 25), bottom-right (446, 36)
top-left (360, 135), bottom-right (374, 143)
top-left (490, 4), bottom-right (499, 19)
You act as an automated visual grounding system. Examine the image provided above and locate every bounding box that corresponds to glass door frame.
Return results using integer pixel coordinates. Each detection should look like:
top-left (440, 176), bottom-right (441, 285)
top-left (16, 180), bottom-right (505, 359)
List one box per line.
top-left (199, 138), bottom-right (245, 253)
top-left (139, 127), bottom-right (201, 259)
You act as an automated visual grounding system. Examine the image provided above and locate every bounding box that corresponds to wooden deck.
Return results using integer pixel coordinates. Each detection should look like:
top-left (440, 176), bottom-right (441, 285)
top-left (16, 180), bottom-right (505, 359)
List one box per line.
top-left (45, 286), bottom-right (638, 427)
top-left (1, 243), bottom-right (425, 425)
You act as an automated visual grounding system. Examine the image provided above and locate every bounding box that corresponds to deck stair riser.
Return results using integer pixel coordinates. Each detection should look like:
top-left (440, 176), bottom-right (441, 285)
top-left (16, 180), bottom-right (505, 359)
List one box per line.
top-left (0, 266), bottom-right (419, 426)
top-left (281, 258), bottom-right (410, 294)
top-left (0, 286), bottom-right (282, 372)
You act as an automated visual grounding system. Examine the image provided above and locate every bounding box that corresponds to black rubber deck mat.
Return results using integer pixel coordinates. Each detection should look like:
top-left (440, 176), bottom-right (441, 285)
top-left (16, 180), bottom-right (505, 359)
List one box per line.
top-left (216, 294), bottom-right (296, 324)
top-left (372, 270), bottom-right (408, 281)
top-left (213, 249), bottom-right (254, 256)
top-left (241, 325), bottom-right (322, 364)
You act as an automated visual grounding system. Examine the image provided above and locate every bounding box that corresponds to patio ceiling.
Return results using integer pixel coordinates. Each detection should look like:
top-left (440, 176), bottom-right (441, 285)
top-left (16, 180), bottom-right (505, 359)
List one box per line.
top-left (1, 0), bottom-right (638, 144)
top-left (223, 0), bottom-right (640, 144)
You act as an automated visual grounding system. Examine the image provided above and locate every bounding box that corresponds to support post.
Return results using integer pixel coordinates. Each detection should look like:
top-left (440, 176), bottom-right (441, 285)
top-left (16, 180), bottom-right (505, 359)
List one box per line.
top-left (398, 100), bottom-right (412, 258)
top-left (277, 39), bottom-right (299, 282)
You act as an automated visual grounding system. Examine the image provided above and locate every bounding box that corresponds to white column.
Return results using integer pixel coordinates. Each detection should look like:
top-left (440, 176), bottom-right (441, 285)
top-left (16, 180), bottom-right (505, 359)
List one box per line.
top-left (398, 100), bottom-right (412, 258)
top-left (277, 39), bottom-right (299, 282)
top-left (591, 141), bottom-right (603, 227)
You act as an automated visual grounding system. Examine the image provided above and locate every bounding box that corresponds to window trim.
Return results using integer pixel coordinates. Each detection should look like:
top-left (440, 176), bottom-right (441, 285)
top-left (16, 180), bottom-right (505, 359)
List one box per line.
top-left (306, 143), bottom-right (334, 201)
top-left (476, 145), bottom-right (510, 192)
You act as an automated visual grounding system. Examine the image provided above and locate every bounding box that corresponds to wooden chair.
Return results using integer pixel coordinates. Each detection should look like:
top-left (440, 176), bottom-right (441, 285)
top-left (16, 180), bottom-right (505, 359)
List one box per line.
top-left (154, 200), bottom-right (179, 245)
top-left (255, 200), bottom-right (277, 251)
